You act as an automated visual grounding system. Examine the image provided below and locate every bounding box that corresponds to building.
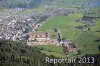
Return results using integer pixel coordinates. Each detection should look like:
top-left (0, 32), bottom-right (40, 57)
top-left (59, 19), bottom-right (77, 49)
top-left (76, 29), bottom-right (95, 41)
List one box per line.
top-left (0, 31), bottom-right (4, 39)
top-left (28, 31), bottom-right (59, 45)
top-left (0, 32), bottom-right (3, 36)
top-left (0, 16), bottom-right (3, 22)
top-left (28, 31), bottom-right (50, 41)
top-left (60, 40), bottom-right (77, 52)
top-left (28, 39), bottom-right (58, 45)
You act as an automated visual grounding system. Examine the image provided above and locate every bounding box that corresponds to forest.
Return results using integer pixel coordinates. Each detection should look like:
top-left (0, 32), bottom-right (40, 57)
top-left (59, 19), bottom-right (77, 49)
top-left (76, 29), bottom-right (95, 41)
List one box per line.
top-left (0, 40), bottom-right (100, 66)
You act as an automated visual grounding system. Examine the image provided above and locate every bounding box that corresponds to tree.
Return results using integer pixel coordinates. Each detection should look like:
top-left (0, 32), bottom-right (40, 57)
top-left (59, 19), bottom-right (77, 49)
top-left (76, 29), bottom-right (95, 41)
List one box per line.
top-left (98, 45), bottom-right (100, 50)
top-left (54, 29), bottom-right (58, 32)
top-left (88, 28), bottom-right (90, 31)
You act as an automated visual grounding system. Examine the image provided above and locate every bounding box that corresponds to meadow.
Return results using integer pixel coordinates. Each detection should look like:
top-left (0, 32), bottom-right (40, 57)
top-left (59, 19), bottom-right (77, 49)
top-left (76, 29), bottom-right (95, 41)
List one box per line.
top-left (35, 45), bottom-right (66, 57)
top-left (38, 13), bottom-right (100, 57)
top-left (39, 13), bottom-right (83, 39)
top-left (1, 7), bottom-right (99, 58)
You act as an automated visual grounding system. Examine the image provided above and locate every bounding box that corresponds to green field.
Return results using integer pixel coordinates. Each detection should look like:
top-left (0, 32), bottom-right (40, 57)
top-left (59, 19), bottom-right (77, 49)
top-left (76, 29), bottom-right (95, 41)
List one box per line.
top-left (36, 45), bottom-right (64, 53)
top-left (35, 45), bottom-right (66, 57)
top-left (1, 6), bottom-right (100, 58)
top-left (39, 13), bottom-right (83, 39)
top-left (38, 13), bottom-right (100, 57)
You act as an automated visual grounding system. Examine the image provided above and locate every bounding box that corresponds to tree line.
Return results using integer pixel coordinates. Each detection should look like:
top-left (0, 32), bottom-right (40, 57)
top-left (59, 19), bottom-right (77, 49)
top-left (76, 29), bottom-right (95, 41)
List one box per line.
top-left (0, 40), bottom-right (100, 66)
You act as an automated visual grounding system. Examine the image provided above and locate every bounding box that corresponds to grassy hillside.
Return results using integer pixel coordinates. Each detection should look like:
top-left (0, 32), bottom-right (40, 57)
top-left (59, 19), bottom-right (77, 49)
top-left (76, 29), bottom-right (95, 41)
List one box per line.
top-left (39, 13), bottom-right (100, 57)
top-left (39, 13), bottom-right (83, 39)
top-left (35, 45), bottom-right (65, 57)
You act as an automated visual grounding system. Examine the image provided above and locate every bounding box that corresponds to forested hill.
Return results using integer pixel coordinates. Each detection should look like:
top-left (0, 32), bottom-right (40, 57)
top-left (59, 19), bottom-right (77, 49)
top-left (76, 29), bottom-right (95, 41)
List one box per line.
top-left (0, 40), bottom-right (100, 66)
top-left (0, 40), bottom-right (59, 66)
top-left (0, 0), bottom-right (99, 8)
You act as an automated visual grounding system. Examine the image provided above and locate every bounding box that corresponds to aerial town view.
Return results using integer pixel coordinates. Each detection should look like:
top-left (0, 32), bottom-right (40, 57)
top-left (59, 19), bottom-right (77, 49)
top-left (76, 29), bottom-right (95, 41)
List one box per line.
top-left (0, 0), bottom-right (100, 66)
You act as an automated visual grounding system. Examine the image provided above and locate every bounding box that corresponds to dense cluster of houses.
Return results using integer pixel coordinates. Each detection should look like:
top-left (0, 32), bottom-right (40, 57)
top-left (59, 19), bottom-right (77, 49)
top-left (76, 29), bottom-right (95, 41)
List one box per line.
top-left (0, 13), bottom-right (10, 22)
top-left (0, 15), bottom-right (4, 22)
top-left (0, 7), bottom-right (73, 40)
top-left (0, 7), bottom-right (77, 52)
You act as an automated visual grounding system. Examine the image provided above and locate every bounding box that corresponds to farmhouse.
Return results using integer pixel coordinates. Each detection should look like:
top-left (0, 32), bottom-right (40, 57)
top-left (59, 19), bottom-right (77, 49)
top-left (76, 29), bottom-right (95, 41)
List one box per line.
top-left (67, 43), bottom-right (77, 52)
top-left (60, 40), bottom-right (77, 52)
